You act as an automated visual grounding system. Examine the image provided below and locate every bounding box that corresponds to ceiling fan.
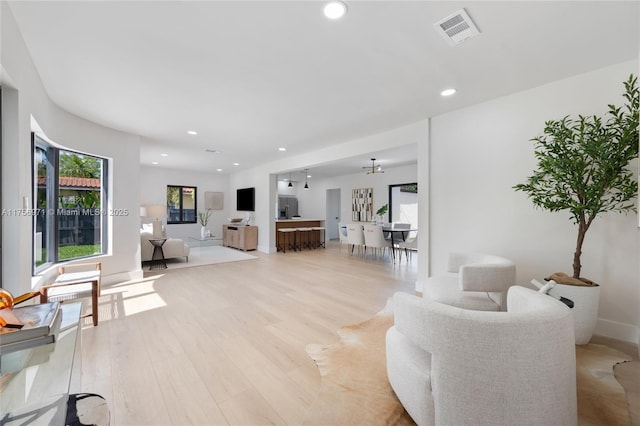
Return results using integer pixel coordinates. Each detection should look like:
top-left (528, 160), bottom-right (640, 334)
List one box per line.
top-left (364, 158), bottom-right (384, 174)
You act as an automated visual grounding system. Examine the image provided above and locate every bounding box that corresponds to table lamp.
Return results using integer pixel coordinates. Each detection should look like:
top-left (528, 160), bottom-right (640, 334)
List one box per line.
top-left (145, 205), bottom-right (167, 239)
top-left (139, 206), bottom-right (147, 228)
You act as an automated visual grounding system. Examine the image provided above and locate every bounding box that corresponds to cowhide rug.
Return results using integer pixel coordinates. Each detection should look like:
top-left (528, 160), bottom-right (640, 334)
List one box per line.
top-left (305, 312), bottom-right (633, 426)
top-left (304, 311), bottom-right (412, 426)
top-left (576, 344), bottom-right (632, 426)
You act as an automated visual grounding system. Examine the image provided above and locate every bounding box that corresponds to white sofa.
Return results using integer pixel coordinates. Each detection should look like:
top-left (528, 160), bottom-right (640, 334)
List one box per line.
top-left (140, 230), bottom-right (190, 263)
top-left (387, 286), bottom-right (577, 426)
top-left (424, 252), bottom-right (516, 311)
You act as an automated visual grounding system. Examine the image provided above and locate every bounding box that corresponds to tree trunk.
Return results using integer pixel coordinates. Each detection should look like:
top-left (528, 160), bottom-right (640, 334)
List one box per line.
top-left (573, 218), bottom-right (587, 279)
top-left (573, 214), bottom-right (595, 280)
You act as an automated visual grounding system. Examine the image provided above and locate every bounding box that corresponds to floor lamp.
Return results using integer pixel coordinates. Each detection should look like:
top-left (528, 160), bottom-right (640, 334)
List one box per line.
top-left (145, 205), bottom-right (167, 239)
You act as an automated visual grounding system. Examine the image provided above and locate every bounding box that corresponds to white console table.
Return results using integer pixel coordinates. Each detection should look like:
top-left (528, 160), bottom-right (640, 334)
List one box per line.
top-left (0, 302), bottom-right (82, 425)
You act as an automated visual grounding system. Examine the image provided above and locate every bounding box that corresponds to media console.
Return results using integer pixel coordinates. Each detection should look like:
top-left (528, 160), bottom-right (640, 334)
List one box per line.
top-left (222, 225), bottom-right (258, 251)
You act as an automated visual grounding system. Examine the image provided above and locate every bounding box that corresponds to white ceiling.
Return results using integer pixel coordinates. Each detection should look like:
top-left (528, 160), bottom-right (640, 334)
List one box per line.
top-left (7, 1), bottom-right (640, 179)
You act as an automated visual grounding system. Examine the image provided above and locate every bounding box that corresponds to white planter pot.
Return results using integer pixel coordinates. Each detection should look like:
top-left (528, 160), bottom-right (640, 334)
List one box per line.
top-left (200, 226), bottom-right (207, 238)
top-left (549, 282), bottom-right (600, 345)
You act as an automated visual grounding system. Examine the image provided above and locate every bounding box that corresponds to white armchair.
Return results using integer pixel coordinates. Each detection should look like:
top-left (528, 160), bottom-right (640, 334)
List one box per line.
top-left (386, 286), bottom-right (577, 426)
top-left (424, 252), bottom-right (516, 311)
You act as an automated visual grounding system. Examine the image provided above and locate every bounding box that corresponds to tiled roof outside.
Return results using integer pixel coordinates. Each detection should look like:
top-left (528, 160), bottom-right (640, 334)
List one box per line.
top-left (37, 176), bottom-right (101, 189)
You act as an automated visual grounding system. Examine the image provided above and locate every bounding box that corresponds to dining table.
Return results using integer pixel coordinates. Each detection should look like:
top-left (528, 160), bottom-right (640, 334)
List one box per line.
top-left (382, 226), bottom-right (417, 257)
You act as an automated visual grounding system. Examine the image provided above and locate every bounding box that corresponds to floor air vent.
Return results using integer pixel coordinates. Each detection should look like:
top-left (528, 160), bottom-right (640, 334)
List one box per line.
top-left (434, 8), bottom-right (480, 46)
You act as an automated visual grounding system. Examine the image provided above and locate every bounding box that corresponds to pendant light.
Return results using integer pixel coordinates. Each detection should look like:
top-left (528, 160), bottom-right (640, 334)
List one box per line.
top-left (287, 172), bottom-right (293, 188)
top-left (303, 169), bottom-right (310, 190)
top-left (364, 158), bottom-right (384, 174)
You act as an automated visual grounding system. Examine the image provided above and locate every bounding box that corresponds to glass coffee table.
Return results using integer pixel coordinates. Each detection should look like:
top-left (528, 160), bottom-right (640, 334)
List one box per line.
top-left (188, 236), bottom-right (220, 249)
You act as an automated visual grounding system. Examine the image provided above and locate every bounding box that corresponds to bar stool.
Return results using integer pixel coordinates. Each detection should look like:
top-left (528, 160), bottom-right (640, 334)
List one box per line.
top-left (278, 228), bottom-right (297, 252)
top-left (311, 226), bottom-right (326, 248)
top-left (296, 227), bottom-right (313, 250)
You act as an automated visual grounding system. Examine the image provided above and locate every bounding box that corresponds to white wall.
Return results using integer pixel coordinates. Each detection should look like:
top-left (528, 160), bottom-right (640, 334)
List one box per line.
top-left (139, 166), bottom-right (229, 240)
top-left (1, 3), bottom-right (143, 290)
top-left (430, 61), bottom-right (640, 343)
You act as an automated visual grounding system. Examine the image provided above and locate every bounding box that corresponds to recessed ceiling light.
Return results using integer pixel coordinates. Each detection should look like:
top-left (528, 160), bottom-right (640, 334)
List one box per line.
top-left (187, 130), bottom-right (198, 135)
top-left (216, 168), bottom-right (223, 172)
top-left (206, 149), bottom-right (221, 154)
top-left (233, 162), bottom-right (240, 166)
top-left (278, 147), bottom-right (286, 152)
top-left (151, 161), bottom-right (159, 165)
top-left (441, 88), bottom-right (456, 97)
top-left (160, 153), bottom-right (168, 157)
top-left (324, 1), bottom-right (347, 20)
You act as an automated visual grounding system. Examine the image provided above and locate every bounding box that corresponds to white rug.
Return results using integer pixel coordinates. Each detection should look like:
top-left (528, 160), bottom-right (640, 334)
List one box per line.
top-left (146, 245), bottom-right (257, 271)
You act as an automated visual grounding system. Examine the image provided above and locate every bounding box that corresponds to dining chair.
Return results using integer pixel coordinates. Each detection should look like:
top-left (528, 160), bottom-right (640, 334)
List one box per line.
top-left (393, 223), bottom-right (412, 240)
top-left (397, 232), bottom-right (418, 262)
top-left (338, 222), bottom-right (349, 252)
top-left (393, 223), bottom-right (411, 229)
top-left (363, 224), bottom-right (394, 261)
top-left (346, 223), bottom-right (365, 256)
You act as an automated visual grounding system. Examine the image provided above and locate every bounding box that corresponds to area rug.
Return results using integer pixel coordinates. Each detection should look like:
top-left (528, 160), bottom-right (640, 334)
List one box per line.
top-left (147, 246), bottom-right (257, 271)
top-left (576, 344), bottom-right (632, 426)
top-left (304, 311), bottom-right (413, 425)
top-left (305, 312), bottom-right (633, 426)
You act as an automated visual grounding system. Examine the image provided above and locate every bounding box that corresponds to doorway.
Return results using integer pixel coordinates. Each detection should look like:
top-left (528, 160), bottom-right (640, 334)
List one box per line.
top-left (389, 183), bottom-right (418, 233)
top-left (326, 188), bottom-right (340, 240)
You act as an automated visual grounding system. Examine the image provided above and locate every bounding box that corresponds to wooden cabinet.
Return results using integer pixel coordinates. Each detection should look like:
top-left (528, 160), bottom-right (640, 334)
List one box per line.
top-left (223, 225), bottom-right (258, 251)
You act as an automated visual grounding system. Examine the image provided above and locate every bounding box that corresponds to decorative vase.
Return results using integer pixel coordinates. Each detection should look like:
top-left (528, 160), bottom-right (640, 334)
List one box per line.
top-left (200, 226), bottom-right (207, 239)
top-left (548, 282), bottom-right (600, 345)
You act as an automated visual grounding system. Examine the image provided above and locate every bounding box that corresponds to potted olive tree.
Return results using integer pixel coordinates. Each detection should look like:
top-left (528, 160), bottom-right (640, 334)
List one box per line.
top-left (514, 75), bottom-right (638, 344)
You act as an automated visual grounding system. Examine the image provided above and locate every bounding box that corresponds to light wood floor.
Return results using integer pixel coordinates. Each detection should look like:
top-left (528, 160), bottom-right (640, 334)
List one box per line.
top-left (79, 241), bottom-right (417, 425)
top-left (78, 242), bottom-right (640, 425)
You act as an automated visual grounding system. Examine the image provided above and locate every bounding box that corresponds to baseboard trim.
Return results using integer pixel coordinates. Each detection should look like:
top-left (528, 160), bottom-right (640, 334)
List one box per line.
top-left (258, 244), bottom-right (277, 254)
top-left (595, 318), bottom-right (640, 345)
top-left (102, 270), bottom-right (143, 287)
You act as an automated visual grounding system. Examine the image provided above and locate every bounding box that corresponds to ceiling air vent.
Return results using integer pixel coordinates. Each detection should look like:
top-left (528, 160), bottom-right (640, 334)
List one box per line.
top-left (434, 8), bottom-right (480, 46)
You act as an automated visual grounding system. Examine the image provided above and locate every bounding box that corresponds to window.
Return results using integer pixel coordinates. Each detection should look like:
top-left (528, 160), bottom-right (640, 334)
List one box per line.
top-left (167, 185), bottom-right (197, 224)
top-left (32, 134), bottom-right (108, 273)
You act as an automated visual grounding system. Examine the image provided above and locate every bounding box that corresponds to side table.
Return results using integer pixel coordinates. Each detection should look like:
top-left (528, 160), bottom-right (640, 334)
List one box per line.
top-left (148, 238), bottom-right (167, 270)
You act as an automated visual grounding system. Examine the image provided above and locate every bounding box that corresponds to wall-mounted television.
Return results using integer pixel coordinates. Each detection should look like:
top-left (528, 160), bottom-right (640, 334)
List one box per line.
top-left (236, 187), bottom-right (255, 211)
